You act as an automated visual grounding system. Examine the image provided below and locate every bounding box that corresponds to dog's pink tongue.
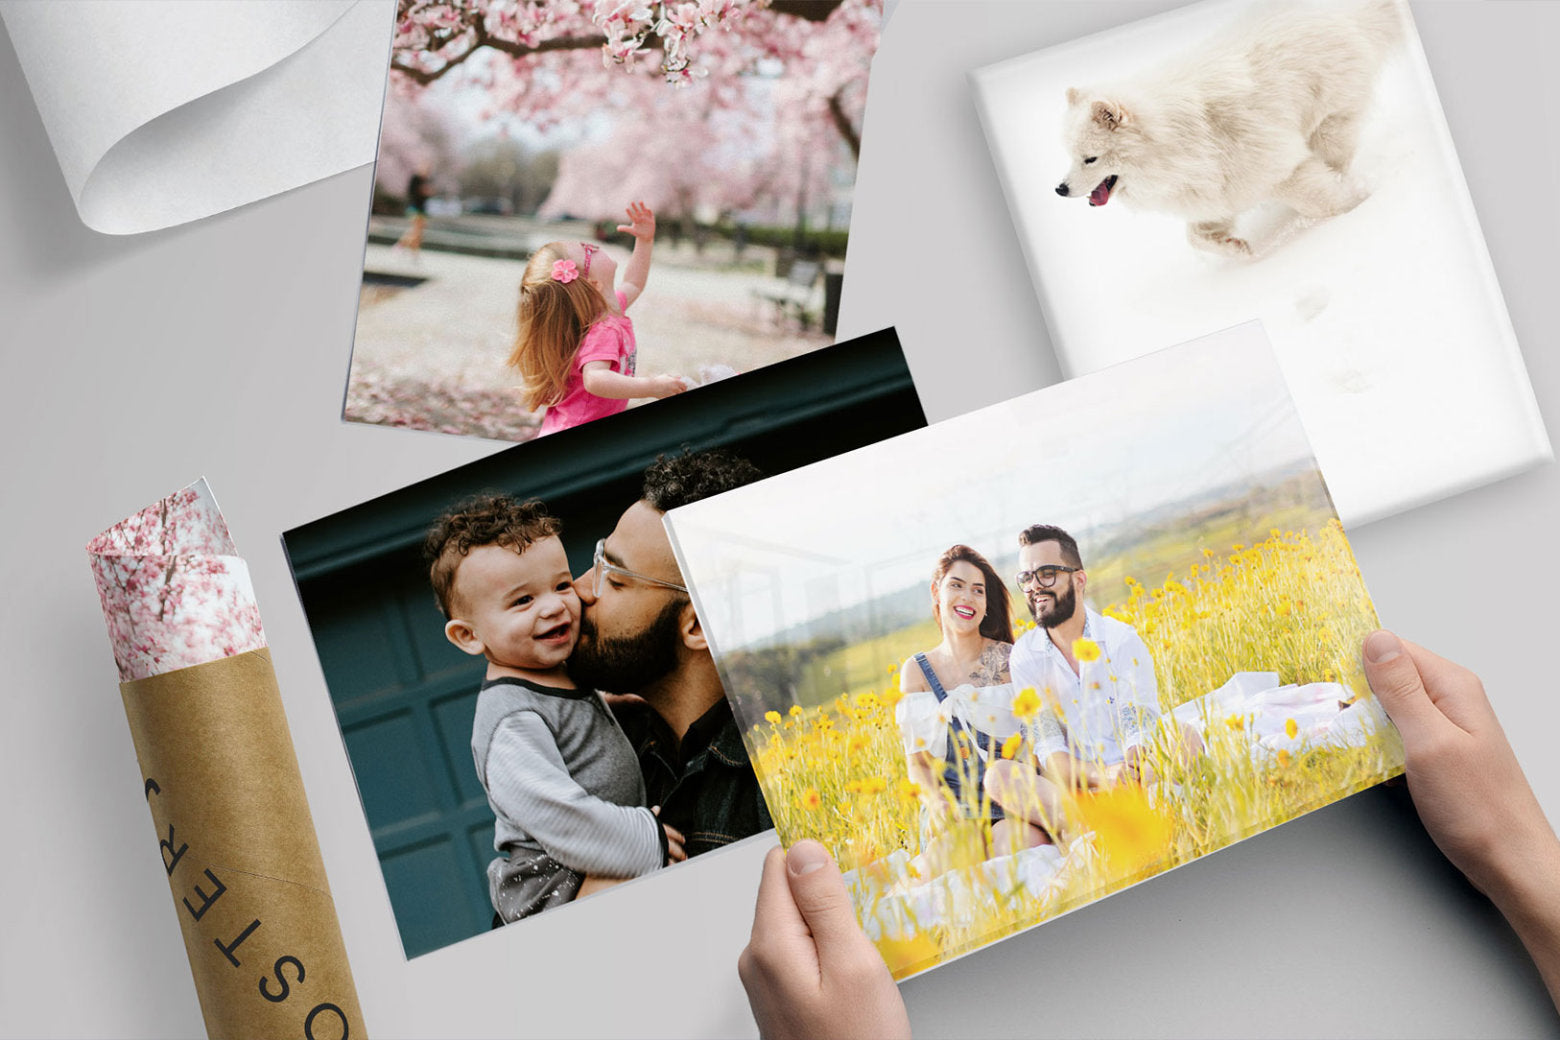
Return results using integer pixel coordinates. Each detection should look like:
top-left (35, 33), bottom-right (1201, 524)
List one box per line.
top-left (1089, 180), bottom-right (1112, 206)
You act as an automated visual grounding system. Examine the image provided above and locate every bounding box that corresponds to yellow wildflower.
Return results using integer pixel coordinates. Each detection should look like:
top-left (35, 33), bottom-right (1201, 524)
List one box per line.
top-left (875, 933), bottom-right (942, 977)
top-left (1284, 718), bottom-right (1298, 740)
top-left (1000, 732), bottom-right (1024, 760)
top-left (1010, 686), bottom-right (1043, 720)
top-left (764, 710), bottom-right (782, 725)
top-left (1073, 785), bottom-right (1173, 877)
top-left (799, 788), bottom-right (821, 811)
top-left (1073, 637), bottom-right (1102, 663)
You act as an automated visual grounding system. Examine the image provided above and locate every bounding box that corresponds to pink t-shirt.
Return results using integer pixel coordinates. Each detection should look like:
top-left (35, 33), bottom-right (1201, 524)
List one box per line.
top-left (538, 291), bottom-right (637, 436)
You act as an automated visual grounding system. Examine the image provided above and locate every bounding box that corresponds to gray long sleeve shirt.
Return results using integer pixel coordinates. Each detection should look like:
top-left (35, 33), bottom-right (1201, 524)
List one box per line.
top-left (471, 676), bottom-right (665, 878)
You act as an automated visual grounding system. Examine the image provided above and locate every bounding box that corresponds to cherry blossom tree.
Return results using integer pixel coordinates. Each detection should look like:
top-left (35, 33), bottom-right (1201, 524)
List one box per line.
top-left (387, 0), bottom-right (882, 222)
top-left (375, 91), bottom-right (461, 201)
top-left (392, 2), bottom-right (861, 97)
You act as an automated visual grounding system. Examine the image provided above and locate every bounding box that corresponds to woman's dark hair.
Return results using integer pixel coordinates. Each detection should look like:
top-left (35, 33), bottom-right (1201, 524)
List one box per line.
top-left (930, 544), bottom-right (1014, 644)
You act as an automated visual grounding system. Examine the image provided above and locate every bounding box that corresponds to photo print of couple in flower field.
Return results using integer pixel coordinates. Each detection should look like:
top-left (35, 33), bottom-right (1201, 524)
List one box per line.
top-left (346, 0), bottom-right (884, 442)
top-left (664, 323), bottom-right (1406, 979)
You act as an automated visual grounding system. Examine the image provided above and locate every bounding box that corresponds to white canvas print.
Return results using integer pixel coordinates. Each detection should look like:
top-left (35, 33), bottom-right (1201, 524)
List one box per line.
top-left (972, 0), bottom-right (1549, 527)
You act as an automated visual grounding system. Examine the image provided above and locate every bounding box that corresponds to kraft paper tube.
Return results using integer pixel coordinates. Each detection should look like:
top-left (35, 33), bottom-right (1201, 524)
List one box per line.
top-left (88, 479), bottom-right (365, 1040)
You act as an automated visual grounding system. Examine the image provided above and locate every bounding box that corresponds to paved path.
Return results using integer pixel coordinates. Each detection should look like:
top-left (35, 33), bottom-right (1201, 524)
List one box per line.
top-left (344, 238), bottom-right (830, 441)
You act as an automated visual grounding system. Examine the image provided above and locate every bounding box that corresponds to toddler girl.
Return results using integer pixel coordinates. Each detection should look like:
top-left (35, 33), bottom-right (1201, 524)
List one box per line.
top-left (509, 202), bottom-right (687, 435)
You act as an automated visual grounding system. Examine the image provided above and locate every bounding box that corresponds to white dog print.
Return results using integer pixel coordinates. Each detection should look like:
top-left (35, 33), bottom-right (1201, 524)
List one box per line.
top-left (1055, 0), bottom-right (1403, 257)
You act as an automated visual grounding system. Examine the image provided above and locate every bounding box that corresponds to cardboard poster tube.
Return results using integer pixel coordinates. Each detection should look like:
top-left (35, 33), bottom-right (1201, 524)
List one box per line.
top-left (122, 649), bottom-right (364, 1039)
top-left (89, 480), bottom-right (364, 1038)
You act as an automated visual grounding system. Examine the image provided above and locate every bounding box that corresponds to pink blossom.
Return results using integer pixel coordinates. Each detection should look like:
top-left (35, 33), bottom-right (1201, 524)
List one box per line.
top-left (384, 0), bottom-right (880, 225)
top-left (87, 479), bottom-right (267, 682)
top-left (551, 259), bottom-right (579, 283)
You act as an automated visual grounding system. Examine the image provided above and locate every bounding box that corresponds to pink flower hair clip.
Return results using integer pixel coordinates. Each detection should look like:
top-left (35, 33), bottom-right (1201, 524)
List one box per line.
top-left (551, 259), bottom-right (579, 283)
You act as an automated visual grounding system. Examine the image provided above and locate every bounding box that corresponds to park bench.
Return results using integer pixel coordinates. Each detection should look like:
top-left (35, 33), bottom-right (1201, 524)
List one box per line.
top-left (753, 259), bottom-right (822, 329)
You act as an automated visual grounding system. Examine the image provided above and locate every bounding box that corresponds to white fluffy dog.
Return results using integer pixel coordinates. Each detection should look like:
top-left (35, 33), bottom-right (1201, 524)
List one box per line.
top-left (1055, 0), bottom-right (1403, 256)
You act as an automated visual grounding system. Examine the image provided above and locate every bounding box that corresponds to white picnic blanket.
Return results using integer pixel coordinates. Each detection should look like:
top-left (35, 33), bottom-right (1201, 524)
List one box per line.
top-left (1169, 671), bottom-right (1390, 757)
top-left (841, 673), bottom-right (1391, 942)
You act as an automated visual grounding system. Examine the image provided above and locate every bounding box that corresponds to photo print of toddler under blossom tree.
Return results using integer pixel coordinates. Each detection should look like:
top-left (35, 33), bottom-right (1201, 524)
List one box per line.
top-left (348, 0), bottom-right (883, 441)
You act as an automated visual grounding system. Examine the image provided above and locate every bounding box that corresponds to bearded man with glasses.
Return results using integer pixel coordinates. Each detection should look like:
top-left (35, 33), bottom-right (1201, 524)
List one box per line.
top-left (567, 449), bottom-right (774, 861)
top-left (1005, 524), bottom-right (1198, 792)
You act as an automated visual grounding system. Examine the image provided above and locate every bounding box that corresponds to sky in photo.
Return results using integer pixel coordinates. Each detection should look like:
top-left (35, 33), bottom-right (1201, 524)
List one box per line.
top-left (668, 322), bottom-right (1323, 649)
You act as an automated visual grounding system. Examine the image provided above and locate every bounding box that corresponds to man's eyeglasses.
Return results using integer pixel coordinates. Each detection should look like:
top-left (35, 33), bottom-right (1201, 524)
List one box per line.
top-left (593, 538), bottom-right (687, 598)
top-left (1015, 565), bottom-right (1079, 589)
top-left (579, 242), bottom-right (599, 278)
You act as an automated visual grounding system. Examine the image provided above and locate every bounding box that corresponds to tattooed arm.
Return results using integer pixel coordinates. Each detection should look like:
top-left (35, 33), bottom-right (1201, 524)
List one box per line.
top-left (968, 640), bottom-right (1014, 686)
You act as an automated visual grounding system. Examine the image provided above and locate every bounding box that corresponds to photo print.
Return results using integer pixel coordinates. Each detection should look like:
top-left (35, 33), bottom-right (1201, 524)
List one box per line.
top-left (972, 0), bottom-right (1549, 528)
top-left (665, 323), bottom-right (1405, 980)
top-left (347, 0), bottom-right (884, 442)
top-left (286, 329), bottom-right (923, 958)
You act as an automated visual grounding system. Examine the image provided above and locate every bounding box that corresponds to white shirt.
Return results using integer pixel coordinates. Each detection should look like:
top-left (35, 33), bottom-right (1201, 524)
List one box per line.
top-left (896, 681), bottom-right (1026, 761)
top-left (1008, 606), bottom-right (1161, 767)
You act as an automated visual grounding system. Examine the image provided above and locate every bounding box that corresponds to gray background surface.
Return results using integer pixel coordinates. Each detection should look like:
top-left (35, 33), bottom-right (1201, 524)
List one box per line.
top-left (2, 2), bottom-right (1557, 1036)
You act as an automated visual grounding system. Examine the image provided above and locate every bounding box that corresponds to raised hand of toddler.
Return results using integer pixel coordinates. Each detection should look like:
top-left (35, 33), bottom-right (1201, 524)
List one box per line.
top-left (618, 200), bottom-right (656, 241)
top-left (616, 200), bottom-right (657, 309)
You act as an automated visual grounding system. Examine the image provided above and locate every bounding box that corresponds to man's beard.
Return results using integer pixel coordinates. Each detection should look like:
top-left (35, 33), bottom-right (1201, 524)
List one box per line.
top-left (567, 598), bottom-right (685, 694)
top-left (1028, 581), bottom-right (1077, 629)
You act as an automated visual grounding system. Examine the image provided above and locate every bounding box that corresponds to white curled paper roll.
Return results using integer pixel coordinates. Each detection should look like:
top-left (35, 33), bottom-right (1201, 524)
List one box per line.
top-left (2, 1), bottom-right (392, 234)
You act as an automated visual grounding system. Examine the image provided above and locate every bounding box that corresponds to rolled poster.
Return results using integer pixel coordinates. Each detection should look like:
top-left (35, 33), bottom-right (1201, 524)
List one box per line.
top-left (87, 479), bottom-right (365, 1039)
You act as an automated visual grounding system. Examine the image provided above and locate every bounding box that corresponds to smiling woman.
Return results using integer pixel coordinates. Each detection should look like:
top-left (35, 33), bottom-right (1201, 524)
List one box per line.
top-left (893, 545), bottom-right (1058, 871)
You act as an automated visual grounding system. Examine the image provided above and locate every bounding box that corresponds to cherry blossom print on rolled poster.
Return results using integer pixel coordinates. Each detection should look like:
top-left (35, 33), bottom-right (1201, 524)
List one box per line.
top-left (88, 478), bottom-right (265, 681)
top-left (87, 479), bottom-right (364, 1039)
top-left (347, 0), bottom-right (884, 442)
